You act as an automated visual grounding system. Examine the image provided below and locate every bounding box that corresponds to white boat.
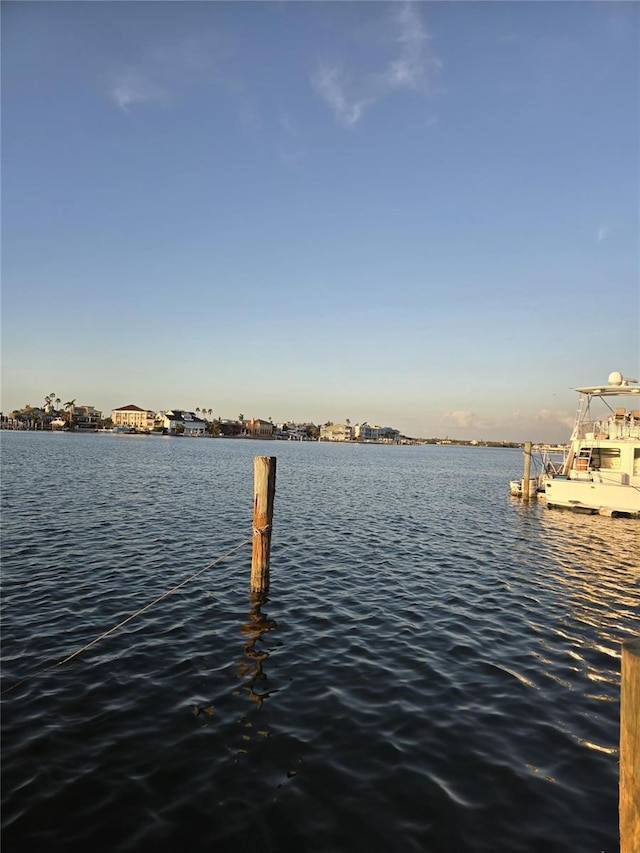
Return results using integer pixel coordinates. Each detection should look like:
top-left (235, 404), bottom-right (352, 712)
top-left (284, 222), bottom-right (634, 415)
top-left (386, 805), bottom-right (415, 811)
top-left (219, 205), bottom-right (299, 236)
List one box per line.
top-left (541, 370), bottom-right (640, 518)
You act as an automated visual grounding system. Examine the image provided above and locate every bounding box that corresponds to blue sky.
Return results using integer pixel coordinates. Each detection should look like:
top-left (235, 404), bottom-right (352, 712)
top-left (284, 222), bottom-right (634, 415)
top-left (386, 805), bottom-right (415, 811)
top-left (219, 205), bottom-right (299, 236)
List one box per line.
top-left (2, 1), bottom-right (638, 441)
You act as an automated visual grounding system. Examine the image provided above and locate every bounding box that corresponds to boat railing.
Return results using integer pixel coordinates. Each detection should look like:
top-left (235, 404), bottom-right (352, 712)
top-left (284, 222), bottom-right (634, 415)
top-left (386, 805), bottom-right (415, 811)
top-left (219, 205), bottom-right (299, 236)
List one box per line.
top-left (576, 417), bottom-right (640, 441)
top-left (531, 445), bottom-right (569, 477)
top-left (533, 444), bottom-right (569, 452)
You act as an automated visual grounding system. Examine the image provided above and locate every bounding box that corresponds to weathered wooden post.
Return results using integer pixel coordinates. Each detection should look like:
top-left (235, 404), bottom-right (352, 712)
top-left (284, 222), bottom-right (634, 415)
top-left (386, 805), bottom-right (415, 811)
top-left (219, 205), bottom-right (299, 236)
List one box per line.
top-left (522, 441), bottom-right (532, 500)
top-left (620, 637), bottom-right (640, 853)
top-left (251, 456), bottom-right (276, 594)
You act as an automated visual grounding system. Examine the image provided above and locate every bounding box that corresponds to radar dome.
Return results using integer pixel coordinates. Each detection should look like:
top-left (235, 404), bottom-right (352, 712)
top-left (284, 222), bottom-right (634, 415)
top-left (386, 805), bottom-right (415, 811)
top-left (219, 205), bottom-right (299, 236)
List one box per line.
top-left (608, 371), bottom-right (623, 386)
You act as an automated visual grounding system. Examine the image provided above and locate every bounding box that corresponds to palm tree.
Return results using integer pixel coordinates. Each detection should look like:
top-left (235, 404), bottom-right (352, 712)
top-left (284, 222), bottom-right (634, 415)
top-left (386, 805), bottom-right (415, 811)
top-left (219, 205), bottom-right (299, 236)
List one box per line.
top-left (208, 408), bottom-right (213, 420)
top-left (46, 393), bottom-right (56, 420)
top-left (64, 399), bottom-right (76, 427)
top-left (196, 407), bottom-right (200, 417)
top-left (55, 397), bottom-right (60, 412)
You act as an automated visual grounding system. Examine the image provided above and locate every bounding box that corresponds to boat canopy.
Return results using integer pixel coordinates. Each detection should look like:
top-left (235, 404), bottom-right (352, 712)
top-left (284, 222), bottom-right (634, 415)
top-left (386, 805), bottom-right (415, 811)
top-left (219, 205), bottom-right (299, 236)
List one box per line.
top-left (575, 385), bottom-right (640, 397)
top-left (575, 372), bottom-right (639, 396)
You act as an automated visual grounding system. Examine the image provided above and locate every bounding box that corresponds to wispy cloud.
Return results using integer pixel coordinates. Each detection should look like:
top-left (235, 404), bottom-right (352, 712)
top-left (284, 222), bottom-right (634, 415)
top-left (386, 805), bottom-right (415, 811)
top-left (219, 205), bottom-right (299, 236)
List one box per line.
top-left (380, 1), bottom-right (431, 90)
top-left (597, 224), bottom-right (611, 242)
top-left (443, 410), bottom-right (477, 430)
top-left (108, 35), bottom-right (218, 112)
top-left (312, 65), bottom-right (372, 128)
top-left (312, 2), bottom-right (440, 127)
top-left (533, 409), bottom-right (574, 430)
top-left (111, 69), bottom-right (165, 112)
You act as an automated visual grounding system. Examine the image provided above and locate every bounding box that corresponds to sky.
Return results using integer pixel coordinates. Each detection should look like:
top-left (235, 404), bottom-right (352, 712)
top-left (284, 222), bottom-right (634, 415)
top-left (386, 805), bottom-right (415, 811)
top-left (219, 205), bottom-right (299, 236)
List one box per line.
top-left (1, 1), bottom-right (639, 442)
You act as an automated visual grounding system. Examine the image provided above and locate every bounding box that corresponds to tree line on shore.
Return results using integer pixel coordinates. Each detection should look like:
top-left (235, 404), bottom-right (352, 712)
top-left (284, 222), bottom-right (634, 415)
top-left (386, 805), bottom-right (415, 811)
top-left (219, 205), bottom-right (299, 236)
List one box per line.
top-left (2, 394), bottom-right (523, 447)
top-left (1, 398), bottom-right (320, 438)
top-left (4, 395), bottom-right (78, 428)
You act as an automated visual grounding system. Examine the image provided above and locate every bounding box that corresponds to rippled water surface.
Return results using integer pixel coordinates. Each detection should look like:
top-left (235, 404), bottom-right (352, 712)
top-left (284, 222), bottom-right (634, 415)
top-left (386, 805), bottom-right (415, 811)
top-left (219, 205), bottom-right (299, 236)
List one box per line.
top-left (2, 432), bottom-right (639, 852)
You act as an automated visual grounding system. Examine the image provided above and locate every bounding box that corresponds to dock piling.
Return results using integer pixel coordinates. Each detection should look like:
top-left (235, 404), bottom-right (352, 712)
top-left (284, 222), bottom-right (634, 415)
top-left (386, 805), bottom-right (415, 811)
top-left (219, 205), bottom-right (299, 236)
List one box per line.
top-left (251, 456), bottom-right (276, 594)
top-left (620, 637), bottom-right (640, 853)
top-left (522, 441), bottom-right (532, 500)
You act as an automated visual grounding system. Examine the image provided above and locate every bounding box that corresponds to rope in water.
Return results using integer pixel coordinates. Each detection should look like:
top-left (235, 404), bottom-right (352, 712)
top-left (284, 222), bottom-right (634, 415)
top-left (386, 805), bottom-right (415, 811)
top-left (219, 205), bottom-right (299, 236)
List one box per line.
top-left (2, 534), bottom-right (255, 696)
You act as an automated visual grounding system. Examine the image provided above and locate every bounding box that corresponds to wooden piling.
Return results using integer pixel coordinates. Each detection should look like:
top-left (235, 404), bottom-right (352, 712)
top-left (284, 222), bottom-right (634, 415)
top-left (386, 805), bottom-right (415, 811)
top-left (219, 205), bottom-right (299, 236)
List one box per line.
top-left (620, 637), bottom-right (640, 853)
top-left (562, 445), bottom-right (576, 477)
top-left (522, 441), bottom-right (532, 500)
top-left (251, 456), bottom-right (276, 594)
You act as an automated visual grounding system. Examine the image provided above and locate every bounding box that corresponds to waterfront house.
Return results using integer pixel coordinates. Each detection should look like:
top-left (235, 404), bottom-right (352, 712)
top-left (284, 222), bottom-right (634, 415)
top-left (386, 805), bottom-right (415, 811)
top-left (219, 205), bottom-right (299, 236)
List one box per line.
top-left (246, 418), bottom-right (275, 439)
top-left (276, 421), bottom-right (316, 440)
top-left (353, 422), bottom-right (379, 441)
top-left (217, 418), bottom-right (243, 436)
top-left (350, 423), bottom-right (401, 442)
top-left (112, 404), bottom-right (155, 432)
top-left (74, 405), bottom-right (102, 431)
top-left (158, 410), bottom-right (206, 436)
top-left (320, 423), bottom-right (353, 441)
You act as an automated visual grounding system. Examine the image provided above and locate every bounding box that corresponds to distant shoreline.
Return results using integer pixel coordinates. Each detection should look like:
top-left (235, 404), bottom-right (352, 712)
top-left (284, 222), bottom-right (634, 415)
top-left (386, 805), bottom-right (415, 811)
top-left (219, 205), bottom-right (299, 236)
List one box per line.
top-left (0, 426), bottom-right (524, 448)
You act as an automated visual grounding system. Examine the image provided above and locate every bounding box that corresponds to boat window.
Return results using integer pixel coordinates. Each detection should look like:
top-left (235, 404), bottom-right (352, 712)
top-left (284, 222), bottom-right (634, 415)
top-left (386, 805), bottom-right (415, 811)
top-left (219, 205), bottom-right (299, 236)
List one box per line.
top-left (634, 449), bottom-right (640, 477)
top-left (590, 448), bottom-right (621, 470)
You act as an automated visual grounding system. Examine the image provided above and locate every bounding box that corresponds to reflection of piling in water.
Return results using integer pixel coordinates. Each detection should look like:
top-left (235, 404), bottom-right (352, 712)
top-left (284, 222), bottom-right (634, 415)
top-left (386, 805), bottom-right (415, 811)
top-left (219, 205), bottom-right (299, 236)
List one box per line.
top-left (620, 637), bottom-right (640, 853)
top-left (239, 594), bottom-right (277, 709)
top-left (251, 456), bottom-right (276, 594)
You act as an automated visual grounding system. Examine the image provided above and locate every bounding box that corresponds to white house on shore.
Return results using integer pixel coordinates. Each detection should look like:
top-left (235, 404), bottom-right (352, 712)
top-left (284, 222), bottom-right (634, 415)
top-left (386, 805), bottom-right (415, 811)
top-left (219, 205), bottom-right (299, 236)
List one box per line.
top-left (319, 421), bottom-right (402, 442)
top-left (276, 422), bottom-right (316, 440)
top-left (156, 410), bottom-right (206, 436)
top-left (112, 404), bottom-right (155, 431)
top-left (320, 423), bottom-right (353, 441)
top-left (354, 422), bottom-right (400, 442)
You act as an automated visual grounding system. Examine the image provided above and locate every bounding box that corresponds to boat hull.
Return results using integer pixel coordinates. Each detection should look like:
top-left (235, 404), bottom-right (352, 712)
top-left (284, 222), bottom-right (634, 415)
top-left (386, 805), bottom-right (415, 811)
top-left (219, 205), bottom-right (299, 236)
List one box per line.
top-left (544, 478), bottom-right (640, 518)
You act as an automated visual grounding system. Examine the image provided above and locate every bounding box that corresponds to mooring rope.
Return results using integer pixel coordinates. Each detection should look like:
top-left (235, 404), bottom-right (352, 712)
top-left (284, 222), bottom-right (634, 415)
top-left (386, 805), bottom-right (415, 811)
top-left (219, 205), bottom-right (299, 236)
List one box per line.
top-left (1, 534), bottom-right (254, 696)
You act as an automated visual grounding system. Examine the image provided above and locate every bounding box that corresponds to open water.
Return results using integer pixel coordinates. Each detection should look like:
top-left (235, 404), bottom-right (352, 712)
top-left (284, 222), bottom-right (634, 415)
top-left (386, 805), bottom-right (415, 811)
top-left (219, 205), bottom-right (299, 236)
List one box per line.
top-left (1, 431), bottom-right (638, 853)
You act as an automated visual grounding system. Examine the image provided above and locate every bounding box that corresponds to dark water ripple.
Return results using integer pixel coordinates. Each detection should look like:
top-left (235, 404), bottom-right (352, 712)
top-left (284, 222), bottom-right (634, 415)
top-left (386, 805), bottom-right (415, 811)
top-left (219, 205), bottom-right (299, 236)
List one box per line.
top-left (2, 433), bottom-right (638, 852)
